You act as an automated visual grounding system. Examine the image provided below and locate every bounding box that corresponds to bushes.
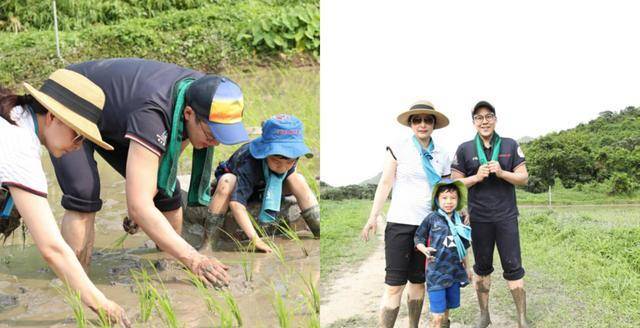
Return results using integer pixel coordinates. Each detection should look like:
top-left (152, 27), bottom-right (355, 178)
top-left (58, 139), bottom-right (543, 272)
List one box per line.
top-left (0, 0), bottom-right (320, 86)
top-left (320, 184), bottom-right (379, 201)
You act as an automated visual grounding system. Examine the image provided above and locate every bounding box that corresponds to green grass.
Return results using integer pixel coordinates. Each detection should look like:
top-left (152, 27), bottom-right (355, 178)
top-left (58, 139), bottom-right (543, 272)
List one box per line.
top-left (517, 183), bottom-right (640, 205)
top-left (321, 199), bottom-right (640, 327)
top-left (320, 199), bottom-right (381, 280)
top-left (54, 281), bottom-right (88, 328)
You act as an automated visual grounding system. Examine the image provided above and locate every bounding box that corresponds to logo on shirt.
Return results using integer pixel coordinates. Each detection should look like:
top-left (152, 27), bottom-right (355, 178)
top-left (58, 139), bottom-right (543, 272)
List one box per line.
top-left (157, 131), bottom-right (168, 147)
top-left (442, 235), bottom-right (457, 248)
top-left (517, 146), bottom-right (525, 158)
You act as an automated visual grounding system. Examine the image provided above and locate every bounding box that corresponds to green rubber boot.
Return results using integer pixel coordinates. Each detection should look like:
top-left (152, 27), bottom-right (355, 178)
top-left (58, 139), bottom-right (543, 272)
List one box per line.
top-left (301, 205), bottom-right (320, 238)
top-left (182, 215), bottom-right (206, 250)
top-left (205, 212), bottom-right (226, 250)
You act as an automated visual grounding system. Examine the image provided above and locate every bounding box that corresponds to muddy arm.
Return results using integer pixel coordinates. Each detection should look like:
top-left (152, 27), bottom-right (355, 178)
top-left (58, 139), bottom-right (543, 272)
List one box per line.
top-left (9, 187), bottom-right (128, 323)
top-left (125, 141), bottom-right (229, 285)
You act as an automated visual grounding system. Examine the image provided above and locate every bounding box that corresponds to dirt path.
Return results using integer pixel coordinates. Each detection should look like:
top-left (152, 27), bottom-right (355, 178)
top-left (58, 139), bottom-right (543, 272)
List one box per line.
top-left (320, 222), bottom-right (516, 328)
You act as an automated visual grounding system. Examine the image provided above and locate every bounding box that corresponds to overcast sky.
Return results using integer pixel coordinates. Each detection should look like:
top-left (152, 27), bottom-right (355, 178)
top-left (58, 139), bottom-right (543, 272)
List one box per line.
top-left (320, 1), bottom-right (640, 186)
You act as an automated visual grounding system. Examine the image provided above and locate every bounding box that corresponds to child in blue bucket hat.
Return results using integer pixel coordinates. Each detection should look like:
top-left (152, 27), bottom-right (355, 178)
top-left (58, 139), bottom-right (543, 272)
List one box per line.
top-left (184, 114), bottom-right (318, 252)
top-left (414, 178), bottom-right (472, 328)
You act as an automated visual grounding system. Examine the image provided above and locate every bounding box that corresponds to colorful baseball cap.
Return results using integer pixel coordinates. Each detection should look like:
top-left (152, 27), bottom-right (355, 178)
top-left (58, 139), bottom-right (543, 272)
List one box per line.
top-left (249, 114), bottom-right (313, 159)
top-left (186, 75), bottom-right (249, 145)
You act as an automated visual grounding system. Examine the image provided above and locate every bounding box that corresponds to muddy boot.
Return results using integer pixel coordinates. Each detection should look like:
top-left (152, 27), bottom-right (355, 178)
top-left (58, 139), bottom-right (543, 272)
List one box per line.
top-left (408, 298), bottom-right (424, 328)
top-left (301, 205), bottom-right (320, 238)
top-left (474, 277), bottom-right (492, 328)
top-left (378, 306), bottom-right (400, 328)
top-left (510, 287), bottom-right (528, 328)
top-left (441, 318), bottom-right (451, 328)
top-left (205, 212), bottom-right (226, 250)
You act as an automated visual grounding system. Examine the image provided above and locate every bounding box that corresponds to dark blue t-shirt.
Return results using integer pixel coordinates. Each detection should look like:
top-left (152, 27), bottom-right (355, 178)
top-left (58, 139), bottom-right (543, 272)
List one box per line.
top-left (451, 136), bottom-right (526, 222)
top-left (216, 143), bottom-right (296, 206)
top-left (414, 211), bottom-right (470, 291)
top-left (67, 58), bottom-right (204, 156)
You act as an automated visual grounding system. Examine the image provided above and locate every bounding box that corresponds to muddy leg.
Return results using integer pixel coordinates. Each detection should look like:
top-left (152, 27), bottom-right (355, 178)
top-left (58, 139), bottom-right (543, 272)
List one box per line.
top-left (508, 279), bottom-right (528, 328)
top-left (428, 313), bottom-right (444, 328)
top-left (378, 284), bottom-right (404, 328)
top-left (60, 210), bottom-right (96, 272)
top-left (407, 282), bottom-right (424, 328)
top-left (207, 174), bottom-right (236, 250)
top-left (286, 173), bottom-right (320, 237)
top-left (474, 274), bottom-right (492, 328)
top-left (441, 310), bottom-right (450, 328)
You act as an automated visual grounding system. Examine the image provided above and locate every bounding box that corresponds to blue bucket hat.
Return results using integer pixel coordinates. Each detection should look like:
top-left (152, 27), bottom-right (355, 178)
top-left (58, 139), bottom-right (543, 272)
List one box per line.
top-left (249, 114), bottom-right (313, 159)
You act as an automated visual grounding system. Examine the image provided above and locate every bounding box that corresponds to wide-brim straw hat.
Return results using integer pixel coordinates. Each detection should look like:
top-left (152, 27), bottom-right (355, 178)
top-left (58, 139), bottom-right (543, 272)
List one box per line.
top-left (23, 69), bottom-right (114, 151)
top-left (396, 100), bottom-right (450, 129)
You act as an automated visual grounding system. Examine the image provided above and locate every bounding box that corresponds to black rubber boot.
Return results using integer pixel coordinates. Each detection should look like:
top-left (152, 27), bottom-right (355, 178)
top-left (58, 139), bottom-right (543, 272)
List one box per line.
top-left (301, 205), bottom-right (320, 238)
top-left (182, 219), bottom-right (206, 250)
top-left (205, 212), bottom-right (226, 250)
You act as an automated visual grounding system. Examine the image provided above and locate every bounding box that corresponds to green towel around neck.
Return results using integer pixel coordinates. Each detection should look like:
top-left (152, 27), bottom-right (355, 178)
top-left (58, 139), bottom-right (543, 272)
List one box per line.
top-left (475, 132), bottom-right (502, 165)
top-left (157, 78), bottom-right (214, 206)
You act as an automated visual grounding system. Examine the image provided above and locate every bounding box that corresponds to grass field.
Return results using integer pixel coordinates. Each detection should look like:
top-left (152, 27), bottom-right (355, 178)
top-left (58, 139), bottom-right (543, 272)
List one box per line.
top-left (320, 199), bottom-right (640, 327)
top-left (517, 182), bottom-right (640, 205)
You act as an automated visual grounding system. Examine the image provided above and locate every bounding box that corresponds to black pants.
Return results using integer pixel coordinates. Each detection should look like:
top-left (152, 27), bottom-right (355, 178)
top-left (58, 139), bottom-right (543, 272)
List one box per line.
top-left (50, 141), bottom-right (182, 213)
top-left (384, 222), bottom-right (426, 286)
top-left (471, 217), bottom-right (525, 281)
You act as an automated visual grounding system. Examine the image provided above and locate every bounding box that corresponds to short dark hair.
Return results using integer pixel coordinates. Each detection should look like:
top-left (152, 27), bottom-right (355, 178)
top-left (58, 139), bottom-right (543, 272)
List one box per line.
top-left (435, 185), bottom-right (459, 200)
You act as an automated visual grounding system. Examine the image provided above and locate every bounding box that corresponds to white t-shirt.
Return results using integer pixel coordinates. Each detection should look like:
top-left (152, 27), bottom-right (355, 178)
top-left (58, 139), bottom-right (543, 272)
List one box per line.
top-left (386, 137), bottom-right (451, 226)
top-left (0, 106), bottom-right (48, 197)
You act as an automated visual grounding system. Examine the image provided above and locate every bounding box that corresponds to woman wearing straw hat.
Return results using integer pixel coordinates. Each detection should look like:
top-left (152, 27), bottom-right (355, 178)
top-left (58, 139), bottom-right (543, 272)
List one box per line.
top-left (361, 101), bottom-right (453, 328)
top-left (0, 70), bottom-right (130, 326)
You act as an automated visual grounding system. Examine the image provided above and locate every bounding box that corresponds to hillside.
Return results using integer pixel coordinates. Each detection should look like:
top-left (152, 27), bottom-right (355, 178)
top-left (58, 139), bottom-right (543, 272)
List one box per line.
top-left (523, 106), bottom-right (640, 193)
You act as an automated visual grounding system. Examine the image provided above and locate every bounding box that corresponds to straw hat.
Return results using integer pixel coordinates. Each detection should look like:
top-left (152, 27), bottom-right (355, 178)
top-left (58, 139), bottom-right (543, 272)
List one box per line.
top-left (23, 69), bottom-right (113, 151)
top-left (396, 100), bottom-right (450, 129)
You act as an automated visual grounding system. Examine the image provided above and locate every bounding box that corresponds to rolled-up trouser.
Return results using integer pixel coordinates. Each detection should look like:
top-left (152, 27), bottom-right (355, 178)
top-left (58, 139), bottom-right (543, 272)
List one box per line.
top-left (50, 141), bottom-right (182, 213)
top-left (471, 217), bottom-right (525, 281)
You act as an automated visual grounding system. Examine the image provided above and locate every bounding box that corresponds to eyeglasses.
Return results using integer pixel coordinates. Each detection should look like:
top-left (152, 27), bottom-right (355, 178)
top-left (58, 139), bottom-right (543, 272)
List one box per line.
top-left (473, 113), bottom-right (496, 123)
top-left (410, 116), bottom-right (435, 125)
top-left (198, 119), bottom-right (217, 143)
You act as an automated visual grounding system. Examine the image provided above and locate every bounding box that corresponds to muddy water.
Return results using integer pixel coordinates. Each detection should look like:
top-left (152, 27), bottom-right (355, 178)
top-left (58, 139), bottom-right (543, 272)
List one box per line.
top-left (0, 155), bottom-right (319, 327)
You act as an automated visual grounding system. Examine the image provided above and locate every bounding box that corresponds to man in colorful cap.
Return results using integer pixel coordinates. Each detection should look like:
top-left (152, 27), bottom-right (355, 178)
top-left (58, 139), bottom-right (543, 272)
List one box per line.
top-left (451, 101), bottom-right (529, 328)
top-left (187, 114), bottom-right (319, 252)
top-left (49, 58), bottom-right (247, 287)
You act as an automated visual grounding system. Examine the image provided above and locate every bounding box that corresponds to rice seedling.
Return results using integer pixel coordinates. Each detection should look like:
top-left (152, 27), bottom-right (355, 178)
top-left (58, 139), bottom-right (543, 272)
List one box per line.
top-left (54, 280), bottom-right (88, 328)
top-left (277, 219), bottom-right (308, 257)
top-left (221, 229), bottom-right (255, 282)
top-left (271, 283), bottom-right (292, 328)
top-left (130, 268), bottom-right (156, 322)
top-left (96, 308), bottom-right (114, 328)
top-left (298, 272), bottom-right (319, 314)
top-left (221, 289), bottom-right (243, 327)
top-left (184, 269), bottom-right (236, 327)
top-left (249, 214), bottom-right (286, 263)
top-left (148, 261), bottom-right (180, 328)
top-left (110, 232), bottom-right (129, 249)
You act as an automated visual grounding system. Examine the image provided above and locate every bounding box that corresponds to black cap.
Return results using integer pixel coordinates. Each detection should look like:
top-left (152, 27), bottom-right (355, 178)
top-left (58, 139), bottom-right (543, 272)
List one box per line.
top-left (472, 101), bottom-right (495, 117)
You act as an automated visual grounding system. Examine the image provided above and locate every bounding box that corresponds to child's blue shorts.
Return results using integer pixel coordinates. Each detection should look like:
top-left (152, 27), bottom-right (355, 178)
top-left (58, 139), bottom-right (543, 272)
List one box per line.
top-left (428, 282), bottom-right (461, 314)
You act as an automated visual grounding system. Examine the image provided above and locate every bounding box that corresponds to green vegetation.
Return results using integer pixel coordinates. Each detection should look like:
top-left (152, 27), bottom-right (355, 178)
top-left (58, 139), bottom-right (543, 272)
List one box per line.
top-left (320, 200), bottom-right (380, 280)
top-left (321, 198), bottom-right (640, 327)
top-left (0, 0), bottom-right (319, 87)
top-left (522, 107), bottom-right (640, 194)
top-left (517, 181), bottom-right (640, 205)
top-left (54, 281), bottom-right (88, 328)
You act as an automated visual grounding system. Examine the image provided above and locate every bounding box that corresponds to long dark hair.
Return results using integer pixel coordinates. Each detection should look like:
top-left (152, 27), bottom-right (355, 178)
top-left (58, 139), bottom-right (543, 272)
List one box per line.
top-left (0, 85), bottom-right (47, 125)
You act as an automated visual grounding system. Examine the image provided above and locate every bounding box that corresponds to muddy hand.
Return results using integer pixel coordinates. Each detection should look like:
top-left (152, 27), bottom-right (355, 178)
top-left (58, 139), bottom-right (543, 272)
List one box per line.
top-left (460, 209), bottom-right (470, 225)
top-left (122, 216), bottom-right (139, 235)
top-left (424, 247), bottom-right (437, 262)
top-left (92, 299), bottom-right (132, 328)
top-left (252, 236), bottom-right (273, 253)
top-left (191, 254), bottom-right (230, 288)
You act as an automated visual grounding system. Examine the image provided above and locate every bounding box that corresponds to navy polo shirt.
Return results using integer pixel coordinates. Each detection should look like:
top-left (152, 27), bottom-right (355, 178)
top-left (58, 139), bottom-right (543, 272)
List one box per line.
top-left (219, 143), bottom-right (296, 206)
top-left (451, 136), bottom-right (525, 223)
top-left (414, 211), bottom-right (470, 291)
top-left (67, 58), bottom-right (204, 156)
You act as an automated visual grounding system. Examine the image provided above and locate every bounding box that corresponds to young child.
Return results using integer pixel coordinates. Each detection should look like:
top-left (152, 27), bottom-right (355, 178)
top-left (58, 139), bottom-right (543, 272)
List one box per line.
top-left (183, 114), bottom-right (319, 252)
top-left (414, 178), bottom-right (472, 328)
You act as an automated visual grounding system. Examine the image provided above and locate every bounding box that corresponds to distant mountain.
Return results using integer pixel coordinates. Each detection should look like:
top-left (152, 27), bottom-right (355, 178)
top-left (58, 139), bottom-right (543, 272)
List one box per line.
top-left (360, 172), bottom-right (382, 185)
top-left (517, 136), bottom-right (534, 144)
